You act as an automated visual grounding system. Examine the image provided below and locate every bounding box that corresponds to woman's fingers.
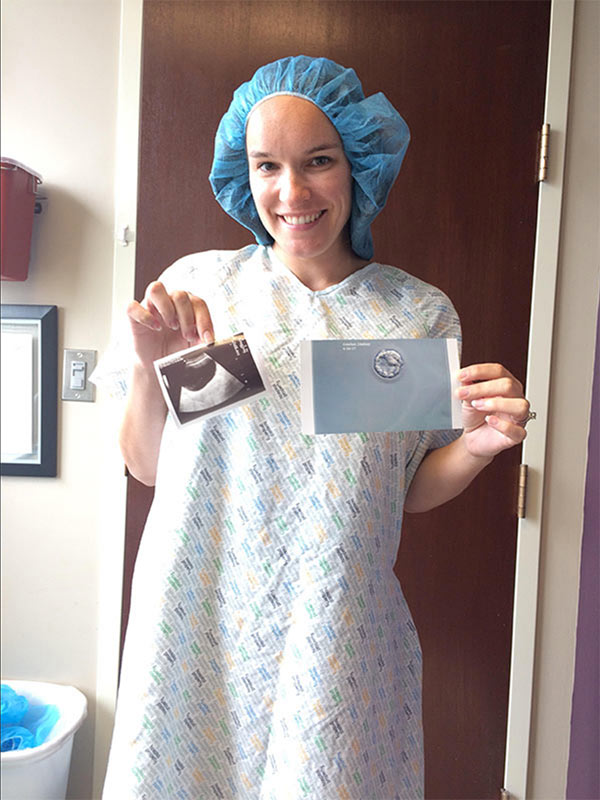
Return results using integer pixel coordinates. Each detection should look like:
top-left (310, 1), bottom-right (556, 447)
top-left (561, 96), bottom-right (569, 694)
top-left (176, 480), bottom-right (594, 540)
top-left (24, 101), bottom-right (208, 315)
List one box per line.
top-left (470, 396), bottom-right (530, 422)
top-left (458, 363), bottom-right (533, 456)
top-left (169, 290), bottom-right (200, 343)
top-left (483, 413), bottom-right (528, 443)
top-left (126, 299), bottom-right (162, 331)
top-left (189, 294), bottom-right (214, 344)
top-left (459, 363), bottom-right (514, 383)
top-left (457, 363), bottom-right (523, 401)
top-left (145, 281), bottom-right (180, 332)
top-left (136, 282), bottom-right (213, 344)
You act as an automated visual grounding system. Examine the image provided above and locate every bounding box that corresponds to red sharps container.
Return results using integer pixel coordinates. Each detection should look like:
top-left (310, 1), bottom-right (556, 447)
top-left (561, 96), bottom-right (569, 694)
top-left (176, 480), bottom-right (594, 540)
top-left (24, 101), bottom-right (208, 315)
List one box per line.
top-left (1, 158), bottom-right (43, 281)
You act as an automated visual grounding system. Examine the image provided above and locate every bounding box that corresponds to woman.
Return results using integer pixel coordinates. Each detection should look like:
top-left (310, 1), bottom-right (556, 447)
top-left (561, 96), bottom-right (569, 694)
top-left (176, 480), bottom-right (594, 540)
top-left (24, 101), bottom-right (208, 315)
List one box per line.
top-left (102, 56), bottom-right (530, 799)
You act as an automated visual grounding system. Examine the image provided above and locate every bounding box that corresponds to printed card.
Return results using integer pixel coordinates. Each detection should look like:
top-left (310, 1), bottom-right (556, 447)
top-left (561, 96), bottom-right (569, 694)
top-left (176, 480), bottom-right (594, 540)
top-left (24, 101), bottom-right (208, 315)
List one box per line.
top-left (300, 338), bottom-right (462, 434)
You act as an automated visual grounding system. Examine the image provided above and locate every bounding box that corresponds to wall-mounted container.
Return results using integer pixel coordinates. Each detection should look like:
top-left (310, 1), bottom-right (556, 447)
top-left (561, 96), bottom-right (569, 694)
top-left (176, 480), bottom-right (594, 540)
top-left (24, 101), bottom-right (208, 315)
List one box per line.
top-left (1, 158), bottom-right (43, 281)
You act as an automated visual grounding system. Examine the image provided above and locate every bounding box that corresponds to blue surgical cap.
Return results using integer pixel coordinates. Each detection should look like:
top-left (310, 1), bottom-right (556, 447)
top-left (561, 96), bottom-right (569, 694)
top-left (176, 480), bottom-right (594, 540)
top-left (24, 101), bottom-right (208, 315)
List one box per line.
top-left (209, 55), bottom-right (410, 261)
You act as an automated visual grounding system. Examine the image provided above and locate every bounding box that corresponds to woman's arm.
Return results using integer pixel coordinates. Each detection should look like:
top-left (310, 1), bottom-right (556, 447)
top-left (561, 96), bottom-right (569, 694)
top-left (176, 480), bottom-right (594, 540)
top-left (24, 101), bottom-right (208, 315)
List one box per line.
top-left (404, 363), bottom-right (530, 513)
top-left (119, 363), bottom-right (169, 486)
top-left (403, 434), bottom-right (492, 512)
top-left (120, 281), bottom-right (214, 486)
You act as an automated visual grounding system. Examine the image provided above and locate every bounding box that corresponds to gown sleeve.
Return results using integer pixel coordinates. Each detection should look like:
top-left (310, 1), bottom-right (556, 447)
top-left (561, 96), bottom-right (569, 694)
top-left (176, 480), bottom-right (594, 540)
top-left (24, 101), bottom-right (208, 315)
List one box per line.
top-left (404, 283), bottom-right (463, 490)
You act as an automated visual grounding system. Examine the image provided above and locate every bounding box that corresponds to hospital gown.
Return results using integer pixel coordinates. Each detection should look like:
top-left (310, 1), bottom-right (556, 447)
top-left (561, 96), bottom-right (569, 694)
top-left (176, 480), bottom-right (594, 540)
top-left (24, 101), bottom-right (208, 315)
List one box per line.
top-left (101, 245), bottom-right (461, 800)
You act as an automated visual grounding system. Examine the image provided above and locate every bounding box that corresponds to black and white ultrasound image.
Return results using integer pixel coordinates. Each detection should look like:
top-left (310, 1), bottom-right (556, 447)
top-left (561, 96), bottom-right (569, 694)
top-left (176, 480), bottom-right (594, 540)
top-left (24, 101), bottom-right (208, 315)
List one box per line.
top-left (155, 334), bottom-right (267, 426)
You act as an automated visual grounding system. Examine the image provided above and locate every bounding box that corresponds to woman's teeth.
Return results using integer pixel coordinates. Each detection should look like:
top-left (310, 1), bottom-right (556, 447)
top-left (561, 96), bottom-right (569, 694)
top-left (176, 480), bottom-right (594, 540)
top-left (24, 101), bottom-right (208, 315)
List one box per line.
top-left (282, 211), bottom-right (323, 225)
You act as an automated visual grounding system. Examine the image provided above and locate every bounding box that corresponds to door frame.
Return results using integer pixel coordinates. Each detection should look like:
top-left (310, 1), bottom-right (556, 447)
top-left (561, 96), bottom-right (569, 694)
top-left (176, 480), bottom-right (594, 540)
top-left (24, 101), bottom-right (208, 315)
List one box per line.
top-left (504, 1), bottom-right (575, 795)
top-left (95, 2), bottom-right (575, 796)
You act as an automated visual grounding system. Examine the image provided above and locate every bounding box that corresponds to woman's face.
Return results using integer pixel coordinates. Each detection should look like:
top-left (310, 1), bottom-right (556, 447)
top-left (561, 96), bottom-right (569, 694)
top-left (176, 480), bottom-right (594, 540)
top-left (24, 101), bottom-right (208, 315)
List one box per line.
top-left (246, 95), bottom-right (354, 271)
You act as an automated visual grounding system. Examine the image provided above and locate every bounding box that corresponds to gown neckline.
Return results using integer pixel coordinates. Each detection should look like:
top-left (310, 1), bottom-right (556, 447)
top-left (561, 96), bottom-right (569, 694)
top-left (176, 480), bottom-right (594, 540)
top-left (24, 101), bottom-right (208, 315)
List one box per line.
top-left (264, 246), bottom-right (377, 297)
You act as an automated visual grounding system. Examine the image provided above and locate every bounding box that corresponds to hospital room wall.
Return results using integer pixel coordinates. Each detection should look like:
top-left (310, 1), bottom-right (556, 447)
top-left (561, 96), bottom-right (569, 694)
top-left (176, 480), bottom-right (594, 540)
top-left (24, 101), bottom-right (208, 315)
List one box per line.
top-left (0, 2), bottom-right (121, 798)
top-left (0, 2), bottom-right (597, 799)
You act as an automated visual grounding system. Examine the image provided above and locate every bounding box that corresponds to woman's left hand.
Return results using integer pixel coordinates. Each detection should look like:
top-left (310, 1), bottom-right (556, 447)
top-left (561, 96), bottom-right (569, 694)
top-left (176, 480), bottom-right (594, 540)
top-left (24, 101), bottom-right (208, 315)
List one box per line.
top-left (457, 363), bottom-right (531, 459)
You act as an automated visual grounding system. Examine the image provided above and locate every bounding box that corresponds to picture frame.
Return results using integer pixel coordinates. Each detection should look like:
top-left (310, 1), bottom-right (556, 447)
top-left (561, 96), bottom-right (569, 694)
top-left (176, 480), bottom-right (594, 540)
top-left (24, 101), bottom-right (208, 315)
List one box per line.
top-left (1, 304), bottom-right (58, 477)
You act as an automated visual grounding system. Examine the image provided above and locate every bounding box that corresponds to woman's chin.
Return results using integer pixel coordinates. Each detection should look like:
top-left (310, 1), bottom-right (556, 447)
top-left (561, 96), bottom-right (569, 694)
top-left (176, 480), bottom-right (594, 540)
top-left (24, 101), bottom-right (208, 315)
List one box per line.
top-left (272, 237), bottom-right (344, 267)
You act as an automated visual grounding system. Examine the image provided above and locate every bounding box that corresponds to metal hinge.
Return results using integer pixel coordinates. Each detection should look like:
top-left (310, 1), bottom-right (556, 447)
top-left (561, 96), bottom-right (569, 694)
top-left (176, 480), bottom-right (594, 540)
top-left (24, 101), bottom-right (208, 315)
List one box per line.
top-left (517, 464), bottom-right (528, 518)
top-left (537, 123), bottom-right (550, 182)
top-left (500, 789), bottom-right (511, 800)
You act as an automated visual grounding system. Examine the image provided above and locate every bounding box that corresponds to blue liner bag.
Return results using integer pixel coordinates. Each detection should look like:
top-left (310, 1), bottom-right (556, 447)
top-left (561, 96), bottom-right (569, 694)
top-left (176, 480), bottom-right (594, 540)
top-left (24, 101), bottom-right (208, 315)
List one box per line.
top-left (1, 684), bottom-right (60, 751)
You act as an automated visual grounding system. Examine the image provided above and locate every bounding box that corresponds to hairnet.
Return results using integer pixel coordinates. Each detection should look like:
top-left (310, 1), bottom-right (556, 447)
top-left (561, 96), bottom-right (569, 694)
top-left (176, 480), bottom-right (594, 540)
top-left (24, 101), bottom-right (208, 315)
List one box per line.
top-left (209, 55), bottom-right (410, 261)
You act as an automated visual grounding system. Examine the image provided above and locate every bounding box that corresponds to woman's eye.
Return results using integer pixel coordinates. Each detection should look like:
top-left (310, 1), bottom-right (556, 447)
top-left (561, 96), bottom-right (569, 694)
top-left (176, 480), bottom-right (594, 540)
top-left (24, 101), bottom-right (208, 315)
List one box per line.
top-left (310, 156), bottom-right (331, 167)
top-left (258, 162), bottom-right (277, 173)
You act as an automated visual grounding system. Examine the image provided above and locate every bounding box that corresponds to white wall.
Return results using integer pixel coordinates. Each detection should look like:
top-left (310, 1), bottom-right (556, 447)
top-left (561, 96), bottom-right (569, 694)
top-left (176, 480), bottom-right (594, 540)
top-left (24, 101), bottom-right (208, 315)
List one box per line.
top-left (1, 2), bottom-right (597, 799)
top-left (528, 0), bottom-right (600, 795)
top-left (0, 2), bottom-right (120, 798)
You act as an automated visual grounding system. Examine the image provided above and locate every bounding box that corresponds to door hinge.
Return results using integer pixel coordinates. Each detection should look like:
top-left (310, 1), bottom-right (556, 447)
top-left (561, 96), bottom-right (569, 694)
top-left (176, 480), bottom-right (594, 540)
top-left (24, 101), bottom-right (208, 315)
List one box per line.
top-left (537, 123), bottom-right (550, 182)
top-left (500, 789), bottom-right (511, 800)
top-left (517, 463), bottom-right (528, 518)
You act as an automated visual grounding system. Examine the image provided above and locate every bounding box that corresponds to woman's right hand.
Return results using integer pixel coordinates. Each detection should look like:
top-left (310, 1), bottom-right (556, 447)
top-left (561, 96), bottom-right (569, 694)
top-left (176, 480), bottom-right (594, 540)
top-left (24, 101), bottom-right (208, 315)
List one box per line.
top-left (126, 281), bottom-right (214, 368)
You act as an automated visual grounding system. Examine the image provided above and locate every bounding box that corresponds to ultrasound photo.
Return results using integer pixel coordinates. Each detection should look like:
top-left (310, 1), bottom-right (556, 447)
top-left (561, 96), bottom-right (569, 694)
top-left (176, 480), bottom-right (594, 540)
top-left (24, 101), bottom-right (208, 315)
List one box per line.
top-left (154, 333), bottom-right (269, 427)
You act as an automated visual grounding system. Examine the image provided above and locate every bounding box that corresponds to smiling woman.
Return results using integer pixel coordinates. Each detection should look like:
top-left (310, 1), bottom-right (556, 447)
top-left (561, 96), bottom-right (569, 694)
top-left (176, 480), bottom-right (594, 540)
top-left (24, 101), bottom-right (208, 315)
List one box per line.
top-left (98, 55), bottom-right (531, 800)
top-left (209, 57), bottom-right (410, 265)
top-left (246, 95), bottom-right (362, 288)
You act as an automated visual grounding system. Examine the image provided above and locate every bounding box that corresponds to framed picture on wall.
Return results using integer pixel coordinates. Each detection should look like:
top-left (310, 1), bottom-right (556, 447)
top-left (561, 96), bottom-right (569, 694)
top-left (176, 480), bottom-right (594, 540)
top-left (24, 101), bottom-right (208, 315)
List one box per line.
top-left (1, 304), bottom-right (58, 477)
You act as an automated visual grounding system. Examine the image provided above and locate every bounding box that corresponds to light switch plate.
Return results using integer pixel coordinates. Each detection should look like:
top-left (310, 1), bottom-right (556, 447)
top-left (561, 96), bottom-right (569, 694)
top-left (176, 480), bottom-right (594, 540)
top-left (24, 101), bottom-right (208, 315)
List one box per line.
top-left (62, 349), bottom-right (97, 401)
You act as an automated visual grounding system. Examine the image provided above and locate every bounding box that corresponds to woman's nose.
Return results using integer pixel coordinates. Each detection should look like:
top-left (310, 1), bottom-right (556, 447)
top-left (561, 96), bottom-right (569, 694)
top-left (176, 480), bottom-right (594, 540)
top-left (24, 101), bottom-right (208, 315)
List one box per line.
top-left (278, 169), bottom-right (310, 206)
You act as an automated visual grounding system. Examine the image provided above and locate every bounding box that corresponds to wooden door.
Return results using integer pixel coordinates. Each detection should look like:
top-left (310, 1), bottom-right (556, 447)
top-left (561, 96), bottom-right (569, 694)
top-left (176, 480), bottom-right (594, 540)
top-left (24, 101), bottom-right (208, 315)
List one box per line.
top-left (123, 2), bottom-right (550, 797)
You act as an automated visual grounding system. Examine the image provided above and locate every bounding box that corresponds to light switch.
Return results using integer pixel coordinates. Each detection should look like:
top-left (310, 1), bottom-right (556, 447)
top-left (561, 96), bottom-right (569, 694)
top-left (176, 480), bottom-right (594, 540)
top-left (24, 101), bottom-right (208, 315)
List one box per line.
top-left (62, 349), bottom-right (97, 402)
top-left (70, 360), bottom-right (86, 390)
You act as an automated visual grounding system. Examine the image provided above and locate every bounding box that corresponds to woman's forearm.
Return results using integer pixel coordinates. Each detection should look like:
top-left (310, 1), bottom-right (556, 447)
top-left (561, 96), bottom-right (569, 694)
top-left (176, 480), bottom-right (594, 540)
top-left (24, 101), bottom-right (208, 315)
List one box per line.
top-left (119, 363), bottom-right (168, 486)
top-left (404, 434), bottom-right (493, 513)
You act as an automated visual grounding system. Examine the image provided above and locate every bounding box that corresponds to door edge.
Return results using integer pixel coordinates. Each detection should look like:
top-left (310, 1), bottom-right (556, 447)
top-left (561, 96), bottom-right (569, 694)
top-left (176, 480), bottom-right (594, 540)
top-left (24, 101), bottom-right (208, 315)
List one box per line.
top-left (504, 1), bottom-right (576, 797)
top-left (93, 0), bottom-right (143, 795)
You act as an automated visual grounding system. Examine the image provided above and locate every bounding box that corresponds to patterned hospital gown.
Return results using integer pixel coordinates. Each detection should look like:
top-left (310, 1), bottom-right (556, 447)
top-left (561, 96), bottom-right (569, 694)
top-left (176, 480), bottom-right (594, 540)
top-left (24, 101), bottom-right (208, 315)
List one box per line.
top-left (101, 245), bottom-right (461, 800)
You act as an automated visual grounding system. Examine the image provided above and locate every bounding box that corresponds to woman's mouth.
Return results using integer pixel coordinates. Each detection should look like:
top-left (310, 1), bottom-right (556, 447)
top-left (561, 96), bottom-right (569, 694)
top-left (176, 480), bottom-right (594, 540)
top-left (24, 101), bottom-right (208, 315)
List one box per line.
top-left (280, 210), bottom-right (325, 226)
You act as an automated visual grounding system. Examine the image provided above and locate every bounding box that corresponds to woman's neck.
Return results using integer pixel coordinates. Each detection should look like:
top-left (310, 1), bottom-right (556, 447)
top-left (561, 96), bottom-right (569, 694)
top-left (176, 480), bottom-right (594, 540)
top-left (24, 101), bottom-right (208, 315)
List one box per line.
top-left (271, 243), bottom-right (369, 292)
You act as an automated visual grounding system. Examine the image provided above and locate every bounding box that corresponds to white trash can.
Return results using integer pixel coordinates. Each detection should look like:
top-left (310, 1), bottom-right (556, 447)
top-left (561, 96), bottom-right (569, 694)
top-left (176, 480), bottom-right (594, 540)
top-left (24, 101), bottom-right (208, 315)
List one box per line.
top-left (1, 680), bottom-right (87, 800)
